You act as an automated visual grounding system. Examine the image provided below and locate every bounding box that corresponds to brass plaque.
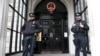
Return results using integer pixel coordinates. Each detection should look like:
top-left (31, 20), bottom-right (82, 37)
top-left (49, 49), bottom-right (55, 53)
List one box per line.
top-left (36, 32), bottom-right (42, 41)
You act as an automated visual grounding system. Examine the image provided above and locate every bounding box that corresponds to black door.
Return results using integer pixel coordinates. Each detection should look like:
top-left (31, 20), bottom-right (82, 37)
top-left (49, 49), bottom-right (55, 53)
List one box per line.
top-left (41, 19), bottom-right (63, 51)
top-left (38, 14), bottom-right (68, 53)
top-left (34, 0), bottom-right (69, 53)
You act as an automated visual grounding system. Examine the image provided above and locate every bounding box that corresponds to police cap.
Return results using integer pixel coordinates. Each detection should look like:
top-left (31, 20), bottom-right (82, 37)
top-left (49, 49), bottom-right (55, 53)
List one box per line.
top-left (75, 13), bottom-right (81, 16)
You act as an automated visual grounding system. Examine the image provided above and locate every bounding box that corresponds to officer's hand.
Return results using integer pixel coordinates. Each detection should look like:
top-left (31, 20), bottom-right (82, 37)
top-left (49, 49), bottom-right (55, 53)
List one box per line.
top-left (72, 24), bottom-right (76, 27)
top-left (80, 23), bottom-right (84, 28)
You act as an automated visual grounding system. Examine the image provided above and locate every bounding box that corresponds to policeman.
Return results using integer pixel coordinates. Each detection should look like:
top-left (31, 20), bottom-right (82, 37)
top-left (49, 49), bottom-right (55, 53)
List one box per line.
top-left (21, 13), bottom-right (41, 56)
top-left (71, 13), bottom-right (89, 56)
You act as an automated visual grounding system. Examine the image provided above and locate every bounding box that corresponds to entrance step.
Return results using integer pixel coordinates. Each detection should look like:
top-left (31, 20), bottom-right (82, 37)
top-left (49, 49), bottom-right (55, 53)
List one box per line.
top-left (41, 51), bottom-right (62, 54)
top-left (9, 53), bottom-right (91, 56)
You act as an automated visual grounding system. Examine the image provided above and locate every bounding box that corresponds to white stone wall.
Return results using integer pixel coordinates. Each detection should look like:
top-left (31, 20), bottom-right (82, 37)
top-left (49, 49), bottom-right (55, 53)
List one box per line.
top-left (87, 0), bottom-right (100, 56)
top-left (6, 0), bottom-right (13, 53)
top-left (60, 0), bottom-right (75, 54)
top-left (0, 0), bottom-right (8, 56)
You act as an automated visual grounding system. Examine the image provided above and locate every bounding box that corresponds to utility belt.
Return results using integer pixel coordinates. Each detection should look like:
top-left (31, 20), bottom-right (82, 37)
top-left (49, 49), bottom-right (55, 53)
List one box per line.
top-left (74, 32), bottom-right (86, 37)
top-left (75, 32), bottom-right (85, 34)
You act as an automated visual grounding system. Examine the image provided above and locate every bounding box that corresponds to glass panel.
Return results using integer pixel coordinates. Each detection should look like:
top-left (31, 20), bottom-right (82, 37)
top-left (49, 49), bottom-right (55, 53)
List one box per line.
top-left (75, 5), bottom-right (78, 13)
top-left (20, 0), bottom-right (23, 14)
top-left (22, 18), bottom-right (25, 25)
top-left (17, 34), bottom-right (20, 51)
top-left (24, 0), bottom-right (27, 3)
top-left (7, 7), bottom-right (13, 29)
top-left (21, 35), bottom-right (24, 50)
top-left (80, 0), bottom-right (84, 11)
top-left (23, 5), bottom-right (26, 17)
top-left (13, 12), bottom-right (17, 30)
top-left (12, 32), bottom-right (16, 52)
top-left (6, 30), bottom-right (11, 53)
top-left (18, 16), bottom-right (22, 32)
top-left (15, 0), bottom-right (19, 11)
top-left (77, 2), bottom-right (80, 12)
top-left (7, 16), bottom-right (12, 29)
top-left (9, 0), bottom-right (14, 6)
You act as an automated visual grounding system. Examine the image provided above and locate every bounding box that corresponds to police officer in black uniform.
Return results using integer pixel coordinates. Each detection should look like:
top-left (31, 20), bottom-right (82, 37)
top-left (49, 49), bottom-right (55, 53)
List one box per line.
top-left (71, 13), bottom-right (89, 56)
top-left (21, 13), bottom-right (41, 56)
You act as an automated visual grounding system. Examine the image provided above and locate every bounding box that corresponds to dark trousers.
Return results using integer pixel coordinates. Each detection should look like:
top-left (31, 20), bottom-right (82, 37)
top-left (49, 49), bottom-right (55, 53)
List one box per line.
top-left (74, 34), bottom-right (87, 56)
top-left (22, 35), bottom-right (36, 56)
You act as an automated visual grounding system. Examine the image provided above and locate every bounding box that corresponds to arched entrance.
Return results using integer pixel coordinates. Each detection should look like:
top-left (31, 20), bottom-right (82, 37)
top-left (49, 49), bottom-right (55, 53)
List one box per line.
top-left (34, 0), bottom-right (69, 53)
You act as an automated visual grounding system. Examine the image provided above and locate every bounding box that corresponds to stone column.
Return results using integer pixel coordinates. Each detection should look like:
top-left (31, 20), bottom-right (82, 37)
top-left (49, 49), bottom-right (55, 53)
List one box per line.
top-left (0, 0), bottom-right (8, 56)
top-left (87, 0), bottom-right (100, 56)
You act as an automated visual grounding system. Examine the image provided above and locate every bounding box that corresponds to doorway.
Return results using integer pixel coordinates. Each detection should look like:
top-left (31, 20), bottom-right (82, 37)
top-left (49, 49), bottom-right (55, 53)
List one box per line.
top-left (34, 0), bottom-right (69, 53)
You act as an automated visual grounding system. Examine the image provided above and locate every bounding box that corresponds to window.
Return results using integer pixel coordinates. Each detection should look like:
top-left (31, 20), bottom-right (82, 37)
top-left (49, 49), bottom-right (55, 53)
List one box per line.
top-left (6, 0), bottom-right (28, 54)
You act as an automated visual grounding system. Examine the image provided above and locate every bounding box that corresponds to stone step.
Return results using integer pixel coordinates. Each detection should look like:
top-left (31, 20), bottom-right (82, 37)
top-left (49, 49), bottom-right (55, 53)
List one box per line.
top-left (10, 53), bottom-right (91, 56)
